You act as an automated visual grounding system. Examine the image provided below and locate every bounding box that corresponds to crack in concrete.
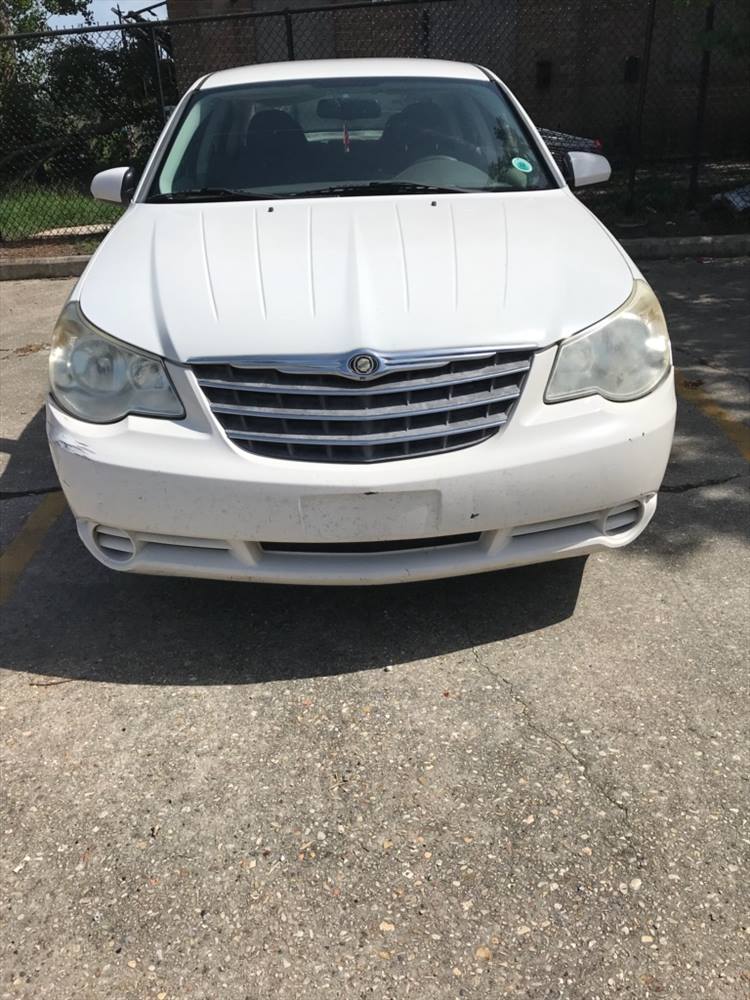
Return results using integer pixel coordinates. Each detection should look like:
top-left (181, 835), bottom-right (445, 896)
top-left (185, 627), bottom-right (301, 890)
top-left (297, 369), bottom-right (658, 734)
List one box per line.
top-left (0, 486), bottom-right (62, 501)
top-left (469, 645), bottom-right (632, 826)
top-left (660, 473), bottom-right (746, 494)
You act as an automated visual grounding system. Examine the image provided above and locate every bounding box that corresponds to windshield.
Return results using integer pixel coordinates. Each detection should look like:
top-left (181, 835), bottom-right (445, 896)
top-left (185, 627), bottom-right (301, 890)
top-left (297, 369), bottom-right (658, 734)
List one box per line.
top-left (148, 75), bottom-right (556, 200)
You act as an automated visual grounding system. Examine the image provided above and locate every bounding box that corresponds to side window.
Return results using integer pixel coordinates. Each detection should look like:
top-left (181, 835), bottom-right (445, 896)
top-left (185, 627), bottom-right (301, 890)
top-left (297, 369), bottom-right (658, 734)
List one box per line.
top-left (193, 115), bottom-right (217, 186)
top-left (162, 99), bottom-right (232, 192)
top-left (159, 101), bottom-right (204, 193)
top-left (194, 100), bottom-right (242, 188)
top-left (177, 113), bottom-right (217, 190)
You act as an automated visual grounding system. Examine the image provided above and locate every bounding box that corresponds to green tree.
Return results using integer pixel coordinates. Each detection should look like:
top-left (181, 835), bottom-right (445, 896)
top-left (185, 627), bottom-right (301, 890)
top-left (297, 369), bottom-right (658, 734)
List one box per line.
top-left (0, 0), bottom-right (92, 36)
top-left (1, 0), bottom-right (176, 195)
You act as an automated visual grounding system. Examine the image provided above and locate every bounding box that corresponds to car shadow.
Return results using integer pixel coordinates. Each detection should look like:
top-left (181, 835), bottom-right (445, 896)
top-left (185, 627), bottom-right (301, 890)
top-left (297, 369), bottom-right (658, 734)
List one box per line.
top-left (3, 511), bottom-right (586, 684)
top-left (0, 407), bottom-right (59, 497)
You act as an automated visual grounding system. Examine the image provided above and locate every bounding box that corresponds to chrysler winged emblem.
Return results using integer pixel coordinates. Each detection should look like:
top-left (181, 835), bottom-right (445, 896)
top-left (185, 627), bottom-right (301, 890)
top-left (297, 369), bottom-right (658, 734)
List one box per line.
top-left (349, 353), bottom-right (379, 377)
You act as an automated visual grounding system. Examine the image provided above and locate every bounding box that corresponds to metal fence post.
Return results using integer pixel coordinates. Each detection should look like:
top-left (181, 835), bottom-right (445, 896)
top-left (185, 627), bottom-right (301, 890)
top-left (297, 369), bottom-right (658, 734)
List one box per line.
top-left (420, 9), bottom-right (430, 57)
top-left (688, 1), bottom-right (716, 208)
top-left (284, 9), bottom-right (296, 61)
top-left (626, 0), bottom-right (657, 214)
top-left (150, 25), bottom-right (167, 123)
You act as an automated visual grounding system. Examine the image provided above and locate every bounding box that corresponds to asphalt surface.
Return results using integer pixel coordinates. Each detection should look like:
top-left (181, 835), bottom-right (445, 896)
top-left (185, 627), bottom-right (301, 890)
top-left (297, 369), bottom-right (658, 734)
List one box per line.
top-left (1, 259), bottom-right (748, 1000)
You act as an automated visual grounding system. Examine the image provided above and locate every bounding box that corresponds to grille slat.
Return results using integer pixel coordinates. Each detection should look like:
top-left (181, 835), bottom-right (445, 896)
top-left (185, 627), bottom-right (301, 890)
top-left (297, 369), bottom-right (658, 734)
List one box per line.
top-left (224, 413), bottom-right (509, 447)
top-left (195, 358), bottom-right (530, 397)
top-left (208, 385), bottom-right (519, 421)
top-left (191, 349), bottom-right (533, 464)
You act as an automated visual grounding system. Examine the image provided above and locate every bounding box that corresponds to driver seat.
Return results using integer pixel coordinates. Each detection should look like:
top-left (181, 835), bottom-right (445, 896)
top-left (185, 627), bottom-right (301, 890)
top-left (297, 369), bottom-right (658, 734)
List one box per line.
top-left (244, 110), bottom-right (308, 186)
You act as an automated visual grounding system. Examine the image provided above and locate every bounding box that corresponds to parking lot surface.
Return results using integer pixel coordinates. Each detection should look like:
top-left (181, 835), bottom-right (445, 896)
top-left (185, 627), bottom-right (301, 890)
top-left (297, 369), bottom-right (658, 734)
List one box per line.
top-left (1, 259), bottom-right (748, 999)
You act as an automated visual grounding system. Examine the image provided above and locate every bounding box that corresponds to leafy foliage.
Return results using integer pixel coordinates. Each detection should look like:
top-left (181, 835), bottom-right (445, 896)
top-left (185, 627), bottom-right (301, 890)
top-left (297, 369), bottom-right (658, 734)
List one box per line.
top-left (0, 0), bottom-right (93, 35)
top-left (1, 13), bottom-right (177, 195)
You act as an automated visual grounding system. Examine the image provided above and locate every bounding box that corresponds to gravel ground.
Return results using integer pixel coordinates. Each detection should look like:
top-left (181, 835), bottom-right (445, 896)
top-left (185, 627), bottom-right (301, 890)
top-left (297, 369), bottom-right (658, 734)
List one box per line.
top-left (1, 259), bottom-right (748, 1000)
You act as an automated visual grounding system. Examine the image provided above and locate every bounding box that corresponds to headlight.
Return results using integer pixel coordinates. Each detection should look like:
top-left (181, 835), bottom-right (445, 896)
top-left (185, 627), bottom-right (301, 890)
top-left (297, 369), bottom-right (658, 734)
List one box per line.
top-left (49, 302), bottom-right (184, 423)
top-left (546, 279), bottom-right (671, 403)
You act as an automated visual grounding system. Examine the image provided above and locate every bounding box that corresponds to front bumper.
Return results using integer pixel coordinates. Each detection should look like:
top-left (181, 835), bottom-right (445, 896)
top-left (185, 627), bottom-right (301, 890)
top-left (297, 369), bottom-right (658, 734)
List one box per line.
top-left (47, 347), bottom-right (676, 585)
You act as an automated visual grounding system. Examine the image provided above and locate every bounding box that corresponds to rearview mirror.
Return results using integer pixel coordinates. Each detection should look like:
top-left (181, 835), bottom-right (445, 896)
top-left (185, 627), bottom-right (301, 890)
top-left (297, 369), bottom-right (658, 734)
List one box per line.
top-left (563, 152), bottom-right (611, 187)
top-left (317, 97), bottom-right (381, 120)
top-left (91, 166), bottom-right (138, 205)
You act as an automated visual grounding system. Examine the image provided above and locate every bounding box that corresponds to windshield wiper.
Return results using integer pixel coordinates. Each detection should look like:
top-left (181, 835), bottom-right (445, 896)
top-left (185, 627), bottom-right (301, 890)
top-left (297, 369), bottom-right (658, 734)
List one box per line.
top-left (364, 181), bottom-right (476, 195)
top-left (148, 181), bottom-right (482, 203)
top-left (280, 181), bottom-right (476, 199)
top-left (147, 188), bottom-right (267, 203)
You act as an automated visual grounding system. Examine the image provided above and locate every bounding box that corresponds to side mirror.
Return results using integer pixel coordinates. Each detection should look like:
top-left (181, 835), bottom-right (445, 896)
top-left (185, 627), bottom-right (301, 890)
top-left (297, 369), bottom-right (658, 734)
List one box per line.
top-left (91, 166), bottom-right (138, 205)
top-left (563, 151), bottom-right (611, 187)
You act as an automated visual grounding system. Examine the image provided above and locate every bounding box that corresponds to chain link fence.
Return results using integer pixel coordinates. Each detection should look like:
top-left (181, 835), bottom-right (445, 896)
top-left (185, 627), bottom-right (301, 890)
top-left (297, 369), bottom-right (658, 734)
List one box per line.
top-left (1, 0), bottom-right (748, 254)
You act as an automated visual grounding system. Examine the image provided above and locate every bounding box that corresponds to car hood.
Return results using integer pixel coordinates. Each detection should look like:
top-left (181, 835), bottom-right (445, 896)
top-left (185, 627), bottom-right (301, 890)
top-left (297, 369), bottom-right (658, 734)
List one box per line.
top-left (76, 189), bottom-right (633, 362)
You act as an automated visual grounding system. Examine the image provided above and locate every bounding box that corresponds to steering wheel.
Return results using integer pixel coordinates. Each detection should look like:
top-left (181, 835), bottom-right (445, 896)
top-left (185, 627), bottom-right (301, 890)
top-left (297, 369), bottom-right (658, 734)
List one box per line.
top-left (397, 153), bottom-right (461, 170)
top-left (399, 127), bottom-right (487, 170)
top-left (395, 155), bottom-right (459, 177)
top-left (394, 156), bottom-right (491, 188)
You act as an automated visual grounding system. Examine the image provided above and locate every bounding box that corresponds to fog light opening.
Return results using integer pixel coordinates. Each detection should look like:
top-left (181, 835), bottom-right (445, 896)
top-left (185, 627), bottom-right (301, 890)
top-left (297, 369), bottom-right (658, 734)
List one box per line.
top-left (602, 501), bottom-right (642, 537)
top-left (92, 525), bottom-right (136, 562)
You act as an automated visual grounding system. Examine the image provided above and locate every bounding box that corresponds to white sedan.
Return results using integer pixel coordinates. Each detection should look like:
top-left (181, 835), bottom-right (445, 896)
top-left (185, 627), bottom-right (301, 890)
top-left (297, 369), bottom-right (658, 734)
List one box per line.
top-left (47, 58), bottom-right (675, 585)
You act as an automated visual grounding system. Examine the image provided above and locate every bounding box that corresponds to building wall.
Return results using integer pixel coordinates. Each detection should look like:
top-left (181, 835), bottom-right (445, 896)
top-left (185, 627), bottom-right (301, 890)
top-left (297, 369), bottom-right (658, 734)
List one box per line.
top-left (164, 0), bottom-right (750, 157)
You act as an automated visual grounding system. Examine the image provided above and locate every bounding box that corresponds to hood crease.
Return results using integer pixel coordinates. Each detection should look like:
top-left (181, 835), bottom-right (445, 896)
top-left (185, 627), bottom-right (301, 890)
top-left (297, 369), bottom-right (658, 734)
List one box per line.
top-left (149, 220), bottom-right (178, 361)
top-left (199, 210), bottom-right (219, 324)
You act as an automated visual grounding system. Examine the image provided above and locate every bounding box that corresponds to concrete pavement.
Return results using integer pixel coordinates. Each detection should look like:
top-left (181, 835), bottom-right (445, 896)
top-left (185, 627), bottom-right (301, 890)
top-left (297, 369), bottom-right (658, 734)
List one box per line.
top-left (1, 260), bottom-right (748, 999)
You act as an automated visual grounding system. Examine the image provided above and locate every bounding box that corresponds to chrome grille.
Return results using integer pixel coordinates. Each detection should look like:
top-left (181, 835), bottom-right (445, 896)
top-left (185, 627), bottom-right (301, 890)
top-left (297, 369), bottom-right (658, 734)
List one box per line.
top-left (191, 349), bottom-right (534, 464)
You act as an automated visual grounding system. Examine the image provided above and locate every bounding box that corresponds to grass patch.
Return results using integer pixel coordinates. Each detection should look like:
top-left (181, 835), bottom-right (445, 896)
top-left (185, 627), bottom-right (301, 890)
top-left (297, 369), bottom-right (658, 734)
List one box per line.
top-left (0, 185), bottom-right (123, 241)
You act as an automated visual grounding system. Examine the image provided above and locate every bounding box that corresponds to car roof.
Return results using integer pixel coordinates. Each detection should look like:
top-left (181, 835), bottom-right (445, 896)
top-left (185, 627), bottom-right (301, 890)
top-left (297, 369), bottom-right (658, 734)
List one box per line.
top-left (199, 58), bottom-right (488, 90)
